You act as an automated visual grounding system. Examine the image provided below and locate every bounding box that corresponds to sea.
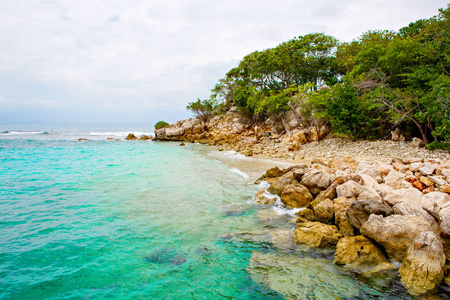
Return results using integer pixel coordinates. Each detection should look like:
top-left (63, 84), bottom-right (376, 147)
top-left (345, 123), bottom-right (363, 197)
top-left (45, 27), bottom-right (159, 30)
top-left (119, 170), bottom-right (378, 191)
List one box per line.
top-left (0, 123), bottom-right (447, 299)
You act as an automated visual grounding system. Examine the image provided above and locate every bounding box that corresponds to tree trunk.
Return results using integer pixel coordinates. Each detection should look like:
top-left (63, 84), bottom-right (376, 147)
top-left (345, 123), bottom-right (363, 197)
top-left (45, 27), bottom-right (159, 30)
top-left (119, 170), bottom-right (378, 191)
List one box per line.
top-left (280, 114), bottom-right (292, 137)
top-left (411, 118), bottom-right (429, 145)
top-left (288, 101), bottom-right (302, 128)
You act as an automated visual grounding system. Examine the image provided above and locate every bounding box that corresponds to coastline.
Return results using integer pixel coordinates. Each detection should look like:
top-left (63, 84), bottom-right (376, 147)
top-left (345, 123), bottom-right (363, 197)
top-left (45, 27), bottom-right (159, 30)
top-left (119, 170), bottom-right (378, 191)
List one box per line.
top-left (153, 113), bottom-right (450, 298)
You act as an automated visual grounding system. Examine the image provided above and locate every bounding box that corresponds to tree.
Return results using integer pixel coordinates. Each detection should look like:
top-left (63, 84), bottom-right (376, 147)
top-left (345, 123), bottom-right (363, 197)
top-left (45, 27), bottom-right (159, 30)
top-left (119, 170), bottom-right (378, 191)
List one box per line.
top-left (186, 97), bottom-right (221, 122)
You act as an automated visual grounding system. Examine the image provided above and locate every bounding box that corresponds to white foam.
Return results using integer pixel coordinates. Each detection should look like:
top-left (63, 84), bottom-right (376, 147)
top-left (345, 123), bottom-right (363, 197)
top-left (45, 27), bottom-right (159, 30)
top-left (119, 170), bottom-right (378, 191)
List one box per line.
top-left (89, 131), bottom-right (154, 137)
top-left (257, 180), bottom-right (271, 190)
top-left (228, 168), bottom-right (250, 180)
top-left (271, 195), bottom-right (304, 216)
top-left (6, 131), bottom-right (46, 135)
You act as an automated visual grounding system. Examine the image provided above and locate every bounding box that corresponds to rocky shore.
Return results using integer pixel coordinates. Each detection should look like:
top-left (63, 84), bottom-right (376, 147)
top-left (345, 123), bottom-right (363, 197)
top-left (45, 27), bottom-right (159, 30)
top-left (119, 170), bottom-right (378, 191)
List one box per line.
top-left (252, 157), bottom-right (450, 297)
top-left (153, 109), bottom-right (450, 297)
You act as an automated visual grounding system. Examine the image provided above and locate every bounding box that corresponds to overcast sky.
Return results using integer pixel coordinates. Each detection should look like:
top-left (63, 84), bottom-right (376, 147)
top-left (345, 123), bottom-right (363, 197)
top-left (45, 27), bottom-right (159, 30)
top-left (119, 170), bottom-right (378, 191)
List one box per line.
top-left (0, 0), bottom-right (448, 124)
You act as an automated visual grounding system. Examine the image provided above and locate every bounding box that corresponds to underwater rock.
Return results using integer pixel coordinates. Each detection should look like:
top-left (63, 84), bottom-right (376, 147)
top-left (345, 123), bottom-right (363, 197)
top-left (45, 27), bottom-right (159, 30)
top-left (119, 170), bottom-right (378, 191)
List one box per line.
top-left (145, 248), bottom-right (187, 266)
top-left (293, 221), bottom-right (342, 248)
top-left (247, 252), bottom-right (359, 299)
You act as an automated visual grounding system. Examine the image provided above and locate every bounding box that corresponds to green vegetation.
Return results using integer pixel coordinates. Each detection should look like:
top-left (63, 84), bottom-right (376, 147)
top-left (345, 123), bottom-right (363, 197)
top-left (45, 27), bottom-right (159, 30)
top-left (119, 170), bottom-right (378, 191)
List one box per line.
top-left (154, 121), bottom-right (169, 130)
top-left (186, 5), bottom-right (450, 149)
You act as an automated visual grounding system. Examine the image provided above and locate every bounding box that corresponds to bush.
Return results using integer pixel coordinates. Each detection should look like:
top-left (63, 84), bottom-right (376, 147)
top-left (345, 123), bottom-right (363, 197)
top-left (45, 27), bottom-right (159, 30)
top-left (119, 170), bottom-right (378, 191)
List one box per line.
top-left (154, 121), bottom-right (169, 130)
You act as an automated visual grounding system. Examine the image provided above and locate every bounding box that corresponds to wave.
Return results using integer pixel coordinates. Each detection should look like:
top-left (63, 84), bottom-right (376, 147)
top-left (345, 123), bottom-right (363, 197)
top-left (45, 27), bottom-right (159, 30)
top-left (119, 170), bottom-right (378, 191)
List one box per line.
top-left (0, 131), bottom-right (48, 135)
top-left (89, 131), bottom-right (154, 137)
top-left (228, 167), bottom-right (250, 180)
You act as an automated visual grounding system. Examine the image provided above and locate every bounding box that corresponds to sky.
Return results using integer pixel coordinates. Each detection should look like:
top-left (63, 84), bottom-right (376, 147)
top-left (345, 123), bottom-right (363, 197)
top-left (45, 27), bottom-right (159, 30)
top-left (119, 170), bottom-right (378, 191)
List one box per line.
top-left (0, 0), bottom-right (448, 125)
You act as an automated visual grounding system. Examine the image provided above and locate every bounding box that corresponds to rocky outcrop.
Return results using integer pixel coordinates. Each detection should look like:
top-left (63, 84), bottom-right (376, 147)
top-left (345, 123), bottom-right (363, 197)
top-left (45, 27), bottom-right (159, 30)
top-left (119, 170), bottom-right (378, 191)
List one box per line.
top-left (399, 231), bottom-right (446, 296)
top-left (125, 133), bottom-right (138, 140)
top-left (360, 214), bottom-right (432, 262)
top-left (293, 221), bottom-right (342, 248)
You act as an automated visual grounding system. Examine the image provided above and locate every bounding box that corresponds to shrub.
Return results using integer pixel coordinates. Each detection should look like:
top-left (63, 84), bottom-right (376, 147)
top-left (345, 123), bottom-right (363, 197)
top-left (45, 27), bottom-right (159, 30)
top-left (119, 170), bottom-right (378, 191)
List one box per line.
top-left (154, 121), bottom-right (169, 130)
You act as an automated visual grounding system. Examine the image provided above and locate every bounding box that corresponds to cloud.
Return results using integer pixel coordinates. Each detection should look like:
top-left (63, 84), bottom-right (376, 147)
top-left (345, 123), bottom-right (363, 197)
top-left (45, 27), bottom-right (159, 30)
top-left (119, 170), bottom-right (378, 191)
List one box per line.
top-left (0, 0), bottom-right (447, 123)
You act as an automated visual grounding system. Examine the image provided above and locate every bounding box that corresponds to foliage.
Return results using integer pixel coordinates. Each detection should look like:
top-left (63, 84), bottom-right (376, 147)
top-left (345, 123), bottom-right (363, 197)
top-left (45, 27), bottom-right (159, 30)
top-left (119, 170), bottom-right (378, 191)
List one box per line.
top-left (154, 121), bottom-right (169, 130)
top-left (186, 97), bottom-right (222, 121)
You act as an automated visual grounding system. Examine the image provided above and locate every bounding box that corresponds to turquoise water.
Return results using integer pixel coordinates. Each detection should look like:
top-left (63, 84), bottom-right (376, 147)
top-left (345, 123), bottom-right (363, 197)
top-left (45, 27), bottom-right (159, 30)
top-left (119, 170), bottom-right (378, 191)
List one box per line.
top-left (0, 124), bottom-right (448, 299)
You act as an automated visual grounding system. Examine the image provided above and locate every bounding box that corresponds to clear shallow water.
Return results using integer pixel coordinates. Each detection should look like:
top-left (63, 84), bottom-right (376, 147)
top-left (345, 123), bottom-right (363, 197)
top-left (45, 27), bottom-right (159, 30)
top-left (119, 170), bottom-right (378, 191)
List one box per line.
top-left (0, 124), bottom-right (447, 299)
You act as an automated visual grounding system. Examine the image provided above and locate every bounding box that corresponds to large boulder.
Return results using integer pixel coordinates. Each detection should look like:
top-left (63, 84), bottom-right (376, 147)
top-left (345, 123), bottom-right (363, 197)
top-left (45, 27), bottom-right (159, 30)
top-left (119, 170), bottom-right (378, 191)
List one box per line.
top-left (125, 133), bottom-right (138, 140)
top-left (300, 169), bottom-right (334, 194)
top-left (393, 202), bottom-right (439, 233)
top-left (336, 180), bottom-right (365, 198)
top-left (439, 204), bottom-right (450, 238)
top-left (334, 235), bottom-right (391, 274)
top-left (293, 221), bottom-right (342, 248)
top-left (383, 188), bottom-right (423, 206)
top-left (334, 197), bottom-right (356, 236)
top-left (399, 231), bottom-right (446, 296)
top-left (356, 162), bottom-right (384, 183)
top-left (311, 198), bottom-right (334, 224)
top-left (347, 199), bottom-right (393, 229)
top-left (268, 172), bottom-right (297, 195)
top-left (360, 214), bottom-right (432, 262)
top-left (280, 184), bottom-right (313, 209)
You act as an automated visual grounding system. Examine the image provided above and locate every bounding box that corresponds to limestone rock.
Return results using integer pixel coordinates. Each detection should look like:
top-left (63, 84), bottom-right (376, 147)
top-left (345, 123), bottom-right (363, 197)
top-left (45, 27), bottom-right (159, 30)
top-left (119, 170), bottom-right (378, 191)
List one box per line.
top-left (360, 214), bottom-right (432, 262)
top-left (383, 188), bottom-right (423, 206)
top-left (300, 169), bottom-right (334, 194)
top-left (393, 202), bottom-right (439, 233)
top-left (347, 199), bottom-right (393, 229)
top-left (399, 231), bottom-right (446, 296)
top-left (384, 169), bottom-right (406, 189)
top-left (356, 162), bottom-right (383, 183)
top-left (439, 205), bottom-right (450, 238)
top-left (334, 197), bottom-right (356, 236)
top-left (440, 184), bottom-right (450, 193)
top-left (254, 190), bottom-right (278, 205)
top-left (293, 221), bottom-right (342, 248)
top-left (280, 184), bottom-right (313, 209)
top-left (255, 166), bottom-right (285, 184)
top-left (420, 176), bottom-right (435, 187)
top-left (429, 175), bottom-right (448, 187)
top-left (165, 127), bottom-right (184, 137)
top-left (140, 135), bottom-right (151, 140)
top-left (292, 165), bottom-right (310, 182)
top-left (412, 137), bottom-right (425, 148)
top-left (125, 133), bottom-right (138, 140)
top-left (420, 163), bottom-right (437, 176)
top-left (336, 180), bottom-right (364, 198)
top-left (268, 172), bottom-right (296, 195)
top-left (334, 235), bottom-right (390, 274)
top-left (311, 198), bottom-right (334, 224)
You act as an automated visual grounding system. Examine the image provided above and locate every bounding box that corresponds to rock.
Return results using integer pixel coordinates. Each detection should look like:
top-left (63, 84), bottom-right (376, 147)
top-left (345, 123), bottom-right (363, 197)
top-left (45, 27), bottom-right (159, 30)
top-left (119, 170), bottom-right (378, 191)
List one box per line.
top-left (412, 137), bottom-right (425, 148)
top-left (179, 142), bottom-right (185, 146)
top-left (311, 198), bottom-right (334, 224)
top-left (255, 166), bottom-right (286, 184)
top-left (429, 175), bottom-right (448, 187)
top-left (410, 162), bottom-right (425, 172)
top-left (125, 133), bottom-right (138, 140)
top-left (357, 188), bottom-right (382, 202)
top-left (356, 162), bottom-right (383, 183)
top-left (420, 163), bottom-right (437, 176)
top-left (334, 236), bottom-right (390, 274)
top-left (347, 199), bottom-right (393, 230)
top-left (293, 221), bottom-right (342, 248)
top-left (439, 205), bottom-right (450, 238)
top-left (242, 148), bottom-right (253, 157)
top-left (247, 252), bottom-right (359, 299)
top-left (314, 183), bottom-right (337, 201)
top-left (384, 169), bottom-right (406, 189)
top-left (300, 169), bottom-right (333, 194)
top-left (267, 172), bottom-right (296, 196)
top-left (422, 191), bottom-right (450, 217)
top-left (165, 127), bottom-right (184, 137)
top-left (399, 231), bottom-right (446, 296)
top-left (139, 135), bottom-right (151, 140)
top-left (292, 165), bottom-right (309, 182)
top-left (393, 202), bottom-right (439, 233)
top-left (254, 190), bottom-right (278, 205)
top-left (360, 214), bottom-right (432, 262)
top-left (383, 188), bottom-right (423, 206)
top-left (336, 180), bottom-right (364, 198)
top-left (391, 128), bottom-right (406, 142)
top-left (440, 184), bottom-right (450, 193)
top-left (412, 180), bottom-right (426, 191)
top-left (280, 184), bottom-right (313, 209)
top-left (296, 208), bottom-right (316, 222)
top-left (77, 138), bottom-right (91, 141)
top-left (334, 197), bottom-right (356, 236)
top-left (420, 176), bottom-right (435, 187)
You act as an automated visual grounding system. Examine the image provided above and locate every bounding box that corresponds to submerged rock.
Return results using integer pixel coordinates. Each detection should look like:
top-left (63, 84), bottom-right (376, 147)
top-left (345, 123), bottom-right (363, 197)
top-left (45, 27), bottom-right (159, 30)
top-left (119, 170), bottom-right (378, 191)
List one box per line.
top-left (247, 252), bottom-right (359, 299)
top-left (145, 248), bottom-right (187, 266)
top-left (254, 190), bottom-right (278, 205)
top-left (399, 231), bottom-right (446, 296)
